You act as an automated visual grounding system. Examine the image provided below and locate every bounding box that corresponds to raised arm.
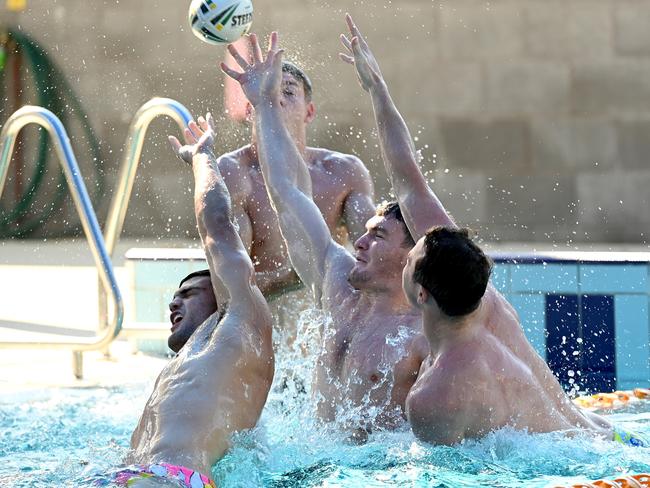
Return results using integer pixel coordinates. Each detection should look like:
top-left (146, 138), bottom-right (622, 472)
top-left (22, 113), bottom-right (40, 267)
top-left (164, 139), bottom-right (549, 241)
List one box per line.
top-left (168, 114), bottom-right (262, 312)
top-left (340, 14), bottom-right (456, 242)
top-left (341, 155), bottom-right (376, 243)
top-left (221, 33), bottom-right (354, 304)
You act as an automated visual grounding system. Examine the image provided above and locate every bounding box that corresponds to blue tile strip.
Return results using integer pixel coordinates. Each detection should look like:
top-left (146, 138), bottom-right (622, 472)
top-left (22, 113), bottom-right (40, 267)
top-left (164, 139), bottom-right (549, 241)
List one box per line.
top-left (512, 264), bottom-right (578, 294)
top-left (509, 294), bottom-right (546, 359)
top-left (580, 264), bottom-right (648, 294)
top-left (614, 295), bottom-right (650, 389)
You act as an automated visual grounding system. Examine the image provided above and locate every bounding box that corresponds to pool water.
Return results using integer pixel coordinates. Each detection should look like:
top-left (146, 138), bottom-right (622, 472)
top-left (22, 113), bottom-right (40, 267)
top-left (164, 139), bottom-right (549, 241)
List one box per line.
top-left (1, 309), bottom-right (649, 488)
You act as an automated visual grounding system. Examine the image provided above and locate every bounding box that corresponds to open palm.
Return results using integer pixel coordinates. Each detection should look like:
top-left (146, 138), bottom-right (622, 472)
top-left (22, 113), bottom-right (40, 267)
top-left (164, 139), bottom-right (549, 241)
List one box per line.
top-left (221, 32), bottom-right (283, 108)
top-left (339, 14), bottom-right (383, 92)
top-left (168, 113), bottom-right (216, 165)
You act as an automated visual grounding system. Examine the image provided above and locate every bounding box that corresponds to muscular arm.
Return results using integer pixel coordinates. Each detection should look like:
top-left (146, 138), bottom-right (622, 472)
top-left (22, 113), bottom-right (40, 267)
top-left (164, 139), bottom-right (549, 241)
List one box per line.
top-left (406, 371), bottom-right (490, 445)
top-left (217, 155), bottom-right (254, 255)
top-left (192, 153), bottom-right (259, 310)
top-left (341, 15), bottom-right (456, 242)
top-left (368, 83), bottom-right (456, 241)
top-left (222, 33), bottom-right (354, 305)
top-left (255, 104), bottom-right (352, 303)
top-left (341, 156), bottom-right (375, 243)
top-left (217, 154), bottom-right (302, 299)
top-left (171, 116), bottom-right (269, 320)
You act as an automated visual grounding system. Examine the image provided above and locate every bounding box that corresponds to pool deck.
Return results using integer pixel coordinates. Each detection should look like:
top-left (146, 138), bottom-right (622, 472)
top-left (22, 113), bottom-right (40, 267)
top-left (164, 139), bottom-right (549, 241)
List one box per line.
top-left (0, 238), bottom-right (195, 394)
top-left (1, 238), bottom-right (649, 394)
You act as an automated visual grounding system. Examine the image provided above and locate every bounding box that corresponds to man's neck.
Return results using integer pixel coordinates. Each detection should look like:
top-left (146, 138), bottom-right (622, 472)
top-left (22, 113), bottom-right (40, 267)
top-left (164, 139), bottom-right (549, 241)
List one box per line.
top-left (358, 286), bottom-right (415, 317)
top-left (421, 303), bottom-right (482, 357)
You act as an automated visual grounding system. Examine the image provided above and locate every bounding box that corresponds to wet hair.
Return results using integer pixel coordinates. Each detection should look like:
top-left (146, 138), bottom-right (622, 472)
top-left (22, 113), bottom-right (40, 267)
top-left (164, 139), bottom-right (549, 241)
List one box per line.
top-left (282, 61), bottom-right (313, 102)
top-left (179, 269), bottom-right (211, 288)
top-left (375, 201), bottom-right (415, 248)
top-left (413, 227), bottom-right (492, 317)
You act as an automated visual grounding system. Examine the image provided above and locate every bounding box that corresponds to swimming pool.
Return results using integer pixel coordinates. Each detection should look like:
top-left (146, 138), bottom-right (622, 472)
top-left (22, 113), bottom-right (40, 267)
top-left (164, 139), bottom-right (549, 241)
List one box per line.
top-left (1, 308), bottom-right (649, 488)
top-left (126, 248), bottom-right (650, 394)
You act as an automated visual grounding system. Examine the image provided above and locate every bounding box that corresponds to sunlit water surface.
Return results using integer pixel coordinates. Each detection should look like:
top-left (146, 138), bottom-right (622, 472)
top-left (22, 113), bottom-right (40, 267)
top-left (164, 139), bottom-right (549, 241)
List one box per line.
top-left (1, 308), bottom-right (649, 487)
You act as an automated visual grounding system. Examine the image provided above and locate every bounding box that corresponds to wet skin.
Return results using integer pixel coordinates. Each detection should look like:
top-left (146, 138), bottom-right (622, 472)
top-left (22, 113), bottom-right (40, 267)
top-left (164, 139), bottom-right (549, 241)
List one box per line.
top-left (312, 215), bottom-right (429, 433)
top-left (403, 241), bottom-right (612, 444)
top-left (128, 113), bottom-right (274, 475)
top-left (129, 304), bottom-right (273, 475)
top-left (338, 14), bottom-right (614, 444)
top-left (220, 33), bottom-right (428, 436)
top-left (216, 72), bottom-right (375, 298)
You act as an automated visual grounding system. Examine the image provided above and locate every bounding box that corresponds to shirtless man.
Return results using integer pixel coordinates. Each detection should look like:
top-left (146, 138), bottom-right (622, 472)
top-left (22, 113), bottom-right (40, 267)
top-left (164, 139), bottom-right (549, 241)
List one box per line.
top-left (339, 15), bottom-right (644, 446)
top-left (222, 33), bottom-right (428, 437)
top-left (217, 59), bottom-right (376, 299)
top-left (115, 114), bottom-right (274, 487)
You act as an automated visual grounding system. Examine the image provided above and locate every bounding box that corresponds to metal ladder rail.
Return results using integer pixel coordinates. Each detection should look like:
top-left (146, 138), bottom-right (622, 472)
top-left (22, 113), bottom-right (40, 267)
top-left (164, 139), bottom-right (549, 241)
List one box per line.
top-left (99, 98), bottom-right (193, 335)
top-left (0, 105), bottom-right (124, 379)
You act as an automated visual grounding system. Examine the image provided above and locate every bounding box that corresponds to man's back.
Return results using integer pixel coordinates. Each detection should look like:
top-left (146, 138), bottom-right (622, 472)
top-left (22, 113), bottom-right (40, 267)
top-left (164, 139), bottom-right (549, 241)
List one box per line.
top-left (406, 287), bottom-right (612, 444)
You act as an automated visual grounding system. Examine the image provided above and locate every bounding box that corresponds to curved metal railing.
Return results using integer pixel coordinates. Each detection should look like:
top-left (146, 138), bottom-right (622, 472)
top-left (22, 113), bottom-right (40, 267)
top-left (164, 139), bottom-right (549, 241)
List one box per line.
top-left (99, 97), bottom-right (192, 334)
top-left (0, 106), bottom-right (124, 378)
top-left (103, 97), bottom-right (193, 255)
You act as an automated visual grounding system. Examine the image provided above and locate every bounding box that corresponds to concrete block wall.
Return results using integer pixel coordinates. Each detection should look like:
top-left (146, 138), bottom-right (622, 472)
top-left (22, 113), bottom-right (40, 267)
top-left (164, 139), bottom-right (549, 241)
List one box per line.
top-left (2, 0), bottom-right (650, 244)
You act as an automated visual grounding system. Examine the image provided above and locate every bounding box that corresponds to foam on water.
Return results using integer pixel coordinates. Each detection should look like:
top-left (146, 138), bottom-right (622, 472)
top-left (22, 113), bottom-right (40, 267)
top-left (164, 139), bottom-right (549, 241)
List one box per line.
top-left (1, 307), bottom-right (649, 487)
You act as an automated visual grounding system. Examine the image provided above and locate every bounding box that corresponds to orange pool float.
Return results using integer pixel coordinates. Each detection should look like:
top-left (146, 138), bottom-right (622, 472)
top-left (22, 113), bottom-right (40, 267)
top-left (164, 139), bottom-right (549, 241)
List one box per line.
top-left (559, 473), bottom-right (650, 487)
top-left (634, 388), bottom-right (650, 399)
top-left (573, 387), bottom-right (649, 410)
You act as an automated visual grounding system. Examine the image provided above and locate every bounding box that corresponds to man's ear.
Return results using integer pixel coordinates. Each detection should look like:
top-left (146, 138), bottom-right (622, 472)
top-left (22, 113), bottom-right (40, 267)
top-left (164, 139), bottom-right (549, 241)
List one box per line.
top-left (417, 284), bottom-right (430, 306)
top-left (304, 102), bottom-right (316, 124)
top-left (245, 102), bottom-right (254, 124)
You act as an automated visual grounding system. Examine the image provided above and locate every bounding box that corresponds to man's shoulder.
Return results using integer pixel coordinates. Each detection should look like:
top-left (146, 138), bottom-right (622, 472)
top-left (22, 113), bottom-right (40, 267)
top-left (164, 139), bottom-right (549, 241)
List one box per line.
top-left (309, 147), bottom-right (366, 171)
top-left (212, 298), bottom-right (271, 347)
top-left (407, 362), bottom-right (461, 418)
top-left (216, 146), bottom-right (255, 192)
top-left (407, 329), bottom-right (429, 360)
top-left (409, 350), bottom-right (488, 414)
top-left (216, 145), bottom-right (253, 171)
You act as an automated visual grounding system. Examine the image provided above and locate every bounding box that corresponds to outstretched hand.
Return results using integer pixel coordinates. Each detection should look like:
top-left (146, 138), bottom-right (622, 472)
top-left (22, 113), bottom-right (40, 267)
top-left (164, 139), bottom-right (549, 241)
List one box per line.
top-left (168, 113), bottom-right (216, 165)
top-left (220, 32), bottom-right (284, 108)
top-left (339, 14), bottom-right (383, 92)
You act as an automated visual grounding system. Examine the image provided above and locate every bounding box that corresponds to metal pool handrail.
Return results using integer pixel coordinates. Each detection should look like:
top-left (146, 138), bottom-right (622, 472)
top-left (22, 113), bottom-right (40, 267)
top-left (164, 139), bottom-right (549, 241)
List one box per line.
top-left (0, 105), bottom-right (124, 378)
top-left (99, 97), bottom-right (192, 335)
top-left (103, 97), bottom-right (193, 255)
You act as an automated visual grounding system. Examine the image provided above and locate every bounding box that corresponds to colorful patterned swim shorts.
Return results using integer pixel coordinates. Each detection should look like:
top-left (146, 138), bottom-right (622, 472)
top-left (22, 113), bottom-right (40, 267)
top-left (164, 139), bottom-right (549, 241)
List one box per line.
top-left (613, 427), bottom-right (648, 447)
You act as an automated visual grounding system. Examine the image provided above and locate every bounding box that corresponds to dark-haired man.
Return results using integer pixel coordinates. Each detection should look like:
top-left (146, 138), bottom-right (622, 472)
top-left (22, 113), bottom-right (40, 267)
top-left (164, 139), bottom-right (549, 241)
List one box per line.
top-left (217, 59), bottom-right (376, 299)
top-left (222, 33), bottom-right (429, 438)
top-left (401, 227), bottom-right (614, 443)
top-left (340, 15), bottom-right (633, 445)
top-left (118, 114), bottom-right (274, 487)
top-left (167, 269), bottom-right (216, 353)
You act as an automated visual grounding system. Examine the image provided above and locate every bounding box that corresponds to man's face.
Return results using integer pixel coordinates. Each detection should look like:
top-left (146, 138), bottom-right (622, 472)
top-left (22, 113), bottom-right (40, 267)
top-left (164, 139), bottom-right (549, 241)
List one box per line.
top-left (402, 237), bottom-right (426, 307)
top-left (349, 215), bottom-right (412, 291)
top-left (167, 276), bottom-right (218, 353)
top-left (250, 72), bottom-right (315, 138)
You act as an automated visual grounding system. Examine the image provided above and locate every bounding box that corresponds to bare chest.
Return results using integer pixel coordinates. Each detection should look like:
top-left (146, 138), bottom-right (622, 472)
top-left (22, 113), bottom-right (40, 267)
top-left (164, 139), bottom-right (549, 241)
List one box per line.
top-left (321, 314), bottom-right (419, 387)
top-left (245, 166), bottom-right (349, 241)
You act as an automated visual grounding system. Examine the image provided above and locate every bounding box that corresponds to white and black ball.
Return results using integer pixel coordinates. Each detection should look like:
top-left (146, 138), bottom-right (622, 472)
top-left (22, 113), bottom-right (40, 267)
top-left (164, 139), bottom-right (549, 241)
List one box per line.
top-left (188, 0), bottom-right (254, 45)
